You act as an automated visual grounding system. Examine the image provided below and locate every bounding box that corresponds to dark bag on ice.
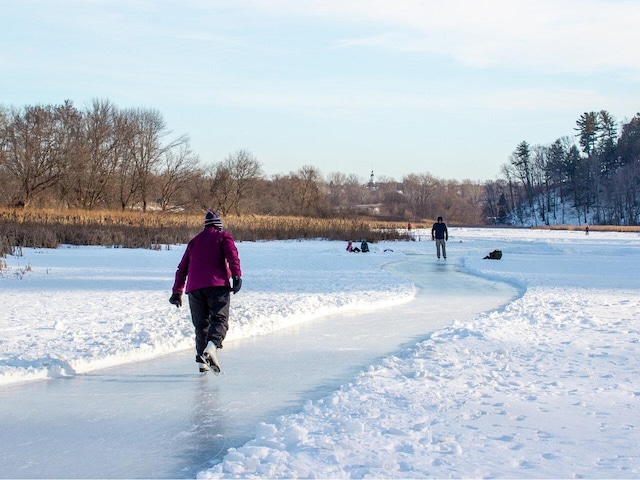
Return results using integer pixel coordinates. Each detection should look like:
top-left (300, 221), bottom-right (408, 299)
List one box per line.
top-left (483, 250), bottom-right (502, 260)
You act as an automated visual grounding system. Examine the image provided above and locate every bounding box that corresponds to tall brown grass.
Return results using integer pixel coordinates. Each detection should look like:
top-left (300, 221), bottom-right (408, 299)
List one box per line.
top-left (0, 208), bottom-right (412, 254)
top-left (3, 208), bottom-right (637, 257)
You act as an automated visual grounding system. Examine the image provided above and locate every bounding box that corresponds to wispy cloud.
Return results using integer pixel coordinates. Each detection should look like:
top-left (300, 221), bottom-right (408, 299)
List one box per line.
top-left (236, 0), bottom-right (640, 73)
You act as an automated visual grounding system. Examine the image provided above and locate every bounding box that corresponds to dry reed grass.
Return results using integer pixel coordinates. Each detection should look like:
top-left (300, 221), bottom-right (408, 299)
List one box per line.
top-left (0, 208), bottom-right (411, 254)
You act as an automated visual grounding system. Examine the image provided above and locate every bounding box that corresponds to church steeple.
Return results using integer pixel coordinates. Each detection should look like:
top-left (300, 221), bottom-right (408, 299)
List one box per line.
top-left (367, 170), bottom-right (376, 190)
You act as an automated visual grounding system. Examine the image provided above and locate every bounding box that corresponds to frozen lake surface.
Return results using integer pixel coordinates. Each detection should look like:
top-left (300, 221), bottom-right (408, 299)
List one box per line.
top-left (0, 255), bottom-right (516, 478)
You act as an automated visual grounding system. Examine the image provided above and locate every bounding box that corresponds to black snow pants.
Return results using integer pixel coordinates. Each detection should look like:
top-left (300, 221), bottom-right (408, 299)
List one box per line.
top-left (188, 286), bottom-right (230, 362)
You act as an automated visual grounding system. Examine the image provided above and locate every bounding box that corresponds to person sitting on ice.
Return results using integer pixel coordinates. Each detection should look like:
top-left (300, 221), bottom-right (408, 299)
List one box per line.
top-left (360, 238), bottom-right (370, 253)
top-left (346, 241), bottom-right (360, 252)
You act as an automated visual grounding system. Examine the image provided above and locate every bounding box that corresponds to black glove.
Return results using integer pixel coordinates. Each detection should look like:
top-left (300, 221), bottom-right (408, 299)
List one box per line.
top-left (169, 292), bottom-right (182, 308)
top-left (232, 276), bottom-right (242, 294)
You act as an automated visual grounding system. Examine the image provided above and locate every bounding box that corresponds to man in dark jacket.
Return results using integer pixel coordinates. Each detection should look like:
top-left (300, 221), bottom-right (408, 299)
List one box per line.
top-left (170, 210), bottom-right (242, 374)
top-left (431, 216), bottom-right (448, 259)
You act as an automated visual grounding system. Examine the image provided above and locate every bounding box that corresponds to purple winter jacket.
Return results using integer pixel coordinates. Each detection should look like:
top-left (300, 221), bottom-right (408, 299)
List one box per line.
top-left (172, 228), bottom-right (242, 294)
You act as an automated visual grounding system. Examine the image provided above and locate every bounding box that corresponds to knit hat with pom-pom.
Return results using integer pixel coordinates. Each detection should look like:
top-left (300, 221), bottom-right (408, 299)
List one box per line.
top-left (204, 210), bottom-right (223, 230)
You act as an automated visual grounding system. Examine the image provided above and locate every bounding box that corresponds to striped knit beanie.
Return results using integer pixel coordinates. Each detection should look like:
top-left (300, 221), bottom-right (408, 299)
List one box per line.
top-left (204, 209), bottom-right (223, 230)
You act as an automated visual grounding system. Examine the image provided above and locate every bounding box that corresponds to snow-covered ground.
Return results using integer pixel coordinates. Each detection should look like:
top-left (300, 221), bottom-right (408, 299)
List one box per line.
top-left (0, 240), bottom-right (415, 385)
top-left (1, 228), bottom-right (639, 478)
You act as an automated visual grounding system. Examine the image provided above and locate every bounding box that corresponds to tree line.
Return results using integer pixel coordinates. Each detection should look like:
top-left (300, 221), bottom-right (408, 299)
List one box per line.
top-left (0, 99), bottom-right (487, 224)
top-left (489, 111), bottom-right (640, 226)
top-left (2, 100), bottom-right (639, 225)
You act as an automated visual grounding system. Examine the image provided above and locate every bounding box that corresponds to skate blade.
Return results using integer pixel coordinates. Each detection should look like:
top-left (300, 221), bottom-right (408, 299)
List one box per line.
top-left (200, 355), bottom-right (221, 375)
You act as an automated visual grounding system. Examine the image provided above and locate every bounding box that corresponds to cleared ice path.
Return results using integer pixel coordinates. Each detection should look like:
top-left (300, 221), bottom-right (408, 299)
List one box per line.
top-left (0, 255), bottom-right (518, 479)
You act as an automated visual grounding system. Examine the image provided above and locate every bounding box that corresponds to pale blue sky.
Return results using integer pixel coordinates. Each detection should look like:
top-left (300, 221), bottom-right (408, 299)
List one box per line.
top-left (2, 0), bottom-right (638, 182)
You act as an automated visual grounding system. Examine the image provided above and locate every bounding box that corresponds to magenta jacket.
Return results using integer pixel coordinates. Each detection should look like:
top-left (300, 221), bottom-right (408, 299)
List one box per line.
top-left (172, 228), bottom-right (242, 294)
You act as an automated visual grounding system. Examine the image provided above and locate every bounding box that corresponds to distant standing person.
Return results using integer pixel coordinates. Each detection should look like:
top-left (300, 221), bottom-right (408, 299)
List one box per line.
top-left (431, 216), bottom-right (448, 259)
top-left (169, 210), bottom-right (242, 374)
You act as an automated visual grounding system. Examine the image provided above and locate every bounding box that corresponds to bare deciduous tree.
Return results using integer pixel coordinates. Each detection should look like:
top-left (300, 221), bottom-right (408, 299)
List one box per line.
top-left (115, 109), bottom-right (138, 211)
top-left (205, 149), bottom-right (263, 215)
top-left (157, 138), bottom-right (200, 211)
top-left (77, 99), bottom-right (121, 209)
top-left (127, 108), bottom-right (169, 212)
top-left (226, 149), bottom-right (263, 215)
top-left (293, 165), bottom-right (326, 217)
top-left (402, 173), bottom-right (437, 219)
top-left (1, 103), bottom-right (76, 207)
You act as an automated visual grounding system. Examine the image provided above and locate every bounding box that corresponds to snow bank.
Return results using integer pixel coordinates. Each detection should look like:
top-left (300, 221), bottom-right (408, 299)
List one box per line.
top-left (199, 229), bottom-right (640, 479)
top-left (0, 240), bottom-right (413, 385)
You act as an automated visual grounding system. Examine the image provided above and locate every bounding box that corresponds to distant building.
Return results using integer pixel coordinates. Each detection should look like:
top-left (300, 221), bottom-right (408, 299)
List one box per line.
top-left (367, 170), bottom-right (376, 191)
top-left (354, 203), bottom-right (382, 215)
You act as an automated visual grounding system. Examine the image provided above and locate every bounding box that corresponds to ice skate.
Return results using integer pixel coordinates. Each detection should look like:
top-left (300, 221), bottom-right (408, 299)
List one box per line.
top-left (201, 341), bottom-right (221, 374)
